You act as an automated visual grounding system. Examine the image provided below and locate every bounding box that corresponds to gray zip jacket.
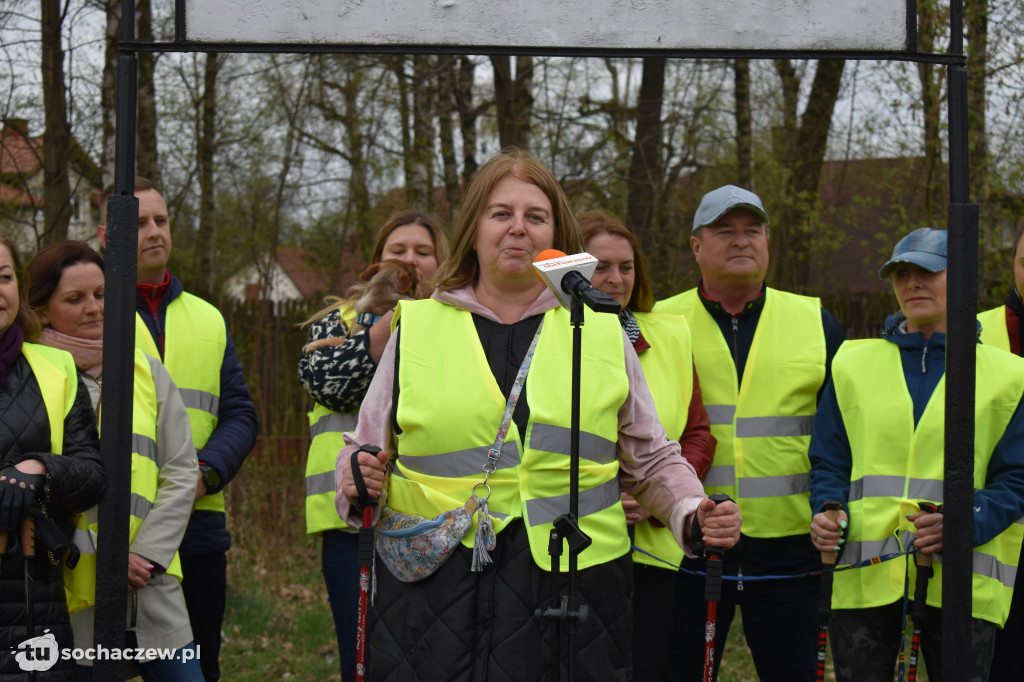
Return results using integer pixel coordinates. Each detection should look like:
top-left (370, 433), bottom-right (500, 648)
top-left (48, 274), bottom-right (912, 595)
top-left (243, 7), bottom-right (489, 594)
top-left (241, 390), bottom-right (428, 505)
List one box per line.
top-left (71, 352), bottom-right (199, 661)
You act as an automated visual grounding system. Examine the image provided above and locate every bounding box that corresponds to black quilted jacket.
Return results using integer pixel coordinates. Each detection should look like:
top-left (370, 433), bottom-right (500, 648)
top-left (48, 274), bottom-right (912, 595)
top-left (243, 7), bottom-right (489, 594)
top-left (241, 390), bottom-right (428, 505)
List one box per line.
top-left (0, 354), bottom-right (104, 681)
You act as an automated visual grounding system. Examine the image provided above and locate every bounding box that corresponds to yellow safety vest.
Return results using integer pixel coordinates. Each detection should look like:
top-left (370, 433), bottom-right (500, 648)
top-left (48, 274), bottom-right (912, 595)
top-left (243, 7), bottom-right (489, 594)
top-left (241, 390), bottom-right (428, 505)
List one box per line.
top-left (305, 403), bottom-right (355, 534)
top-left (65, 350), bottom-right (184, 614)
top-left (655, 288), bottom-right (825, 537)
top-left (136, 293), bottom-right (226, 513)
top-left (389, 298), bottom-right (630, 571)
top-left (20, 343), bottom-right (78, 454)
top-left (831, 339), bottom-right (1024, 625)
top-left (304, 305), bottom-right (357, 534)
top-left (631, 311), bottom-right (693, 569)
top-left (979, 306), bottom-right (1010, 352)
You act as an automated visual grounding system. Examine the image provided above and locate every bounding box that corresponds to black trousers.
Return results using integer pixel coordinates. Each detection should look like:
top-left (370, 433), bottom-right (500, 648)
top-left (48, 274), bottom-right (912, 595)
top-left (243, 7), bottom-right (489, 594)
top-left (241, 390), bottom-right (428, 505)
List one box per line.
top-left (667, 568), bottom-right (820, 682)
top-left (990, 539), bottom-right (1024, 681)
top-left (829, 601), bottom-right (995, 682)
top-left (180, 552), bottom-right (227, 682)
top-left (632, 563), bottom-right (677, 681)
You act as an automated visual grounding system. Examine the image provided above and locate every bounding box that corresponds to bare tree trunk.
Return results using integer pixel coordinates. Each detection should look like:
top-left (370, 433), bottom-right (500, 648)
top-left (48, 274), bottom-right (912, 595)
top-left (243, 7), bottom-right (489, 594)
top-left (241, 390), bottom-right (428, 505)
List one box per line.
top-left (100, 0), bottom-right (120, 188)
top-left (455, 55), bottom-right (480, 185)
top-left (626, 57), bottom-right (664, 235)
top-left (195, 53), bottom-right (220, 301)
top-left (627, 57), bottom-right (666, 287)
top-left (734, 59), bottom-right (752, 188)
top-left (41, 0), bottom-right (72, 245)
top-left (491, 55), bottom-right (534, 150)
top-left (772, 59), bottom-right (799, 156)
top-left (772, 59), bottom-right (846, 290)
top-left (410, 54), bottom-right (434, 210)
top-left (965, 0), bottom-right (988, 202)
top-left (340, 57), bottom-right (371, 246)
top-left (136, 0), bottom-right (158, 184)
top-left (389, 56), bottom-right (415, 203)
top-left (437, 56), bottom-right (461, 223)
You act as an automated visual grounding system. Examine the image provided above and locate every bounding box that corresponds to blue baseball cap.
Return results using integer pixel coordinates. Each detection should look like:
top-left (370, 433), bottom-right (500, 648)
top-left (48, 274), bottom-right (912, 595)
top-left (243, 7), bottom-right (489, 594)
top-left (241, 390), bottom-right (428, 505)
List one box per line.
top-left (692, 185), bottom-right (770, 234)
top-left (879, 227), bottom-right (948, 279)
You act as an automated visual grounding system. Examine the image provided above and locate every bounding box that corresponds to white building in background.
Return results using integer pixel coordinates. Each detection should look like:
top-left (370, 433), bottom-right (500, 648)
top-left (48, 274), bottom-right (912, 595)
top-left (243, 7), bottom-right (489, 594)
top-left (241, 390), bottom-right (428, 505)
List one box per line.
top-left (0, 118), bottom-right (103, 254)
top-left (223, 245), bottom-right (363, 315)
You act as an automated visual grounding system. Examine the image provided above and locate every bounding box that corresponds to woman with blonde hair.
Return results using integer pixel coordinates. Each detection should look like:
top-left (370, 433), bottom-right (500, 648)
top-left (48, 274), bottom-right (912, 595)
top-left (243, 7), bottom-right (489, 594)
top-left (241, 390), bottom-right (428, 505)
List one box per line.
top-left (337, 149), bottom-right (740, 680)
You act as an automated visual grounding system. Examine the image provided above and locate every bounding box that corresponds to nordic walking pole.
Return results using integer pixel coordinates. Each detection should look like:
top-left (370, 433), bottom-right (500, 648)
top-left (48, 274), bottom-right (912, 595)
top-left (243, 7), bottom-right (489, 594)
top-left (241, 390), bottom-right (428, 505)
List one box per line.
top-left (702, 493), bottom-right (733, 682)
top-left (908, 502), bottom-right (941, 682)
top-left (23, 516), bottom-right (36, 682)
top-left (815, 501), bottom-right (843, 682)
top-left (351, 444), bottom-right (382, 682)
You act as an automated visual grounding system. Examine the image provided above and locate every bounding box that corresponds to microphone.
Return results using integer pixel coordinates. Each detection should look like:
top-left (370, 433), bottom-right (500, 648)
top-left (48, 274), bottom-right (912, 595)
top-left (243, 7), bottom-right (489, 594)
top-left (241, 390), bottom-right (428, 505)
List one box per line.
top-left (533, 250), bottom-right (621, 314)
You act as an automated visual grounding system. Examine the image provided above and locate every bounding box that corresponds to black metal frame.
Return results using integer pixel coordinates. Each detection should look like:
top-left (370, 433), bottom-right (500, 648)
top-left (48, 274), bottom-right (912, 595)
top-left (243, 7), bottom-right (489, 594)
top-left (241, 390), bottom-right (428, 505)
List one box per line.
top-left (97, 0), bottom-right (977, 678)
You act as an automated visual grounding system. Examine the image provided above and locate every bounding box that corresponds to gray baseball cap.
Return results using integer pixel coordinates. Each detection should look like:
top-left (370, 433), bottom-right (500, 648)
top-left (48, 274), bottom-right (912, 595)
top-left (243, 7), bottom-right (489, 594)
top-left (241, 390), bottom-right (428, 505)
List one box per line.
top-left (879, 227), bottom-right (948, 279)
top-left (692, 185), bottom-right (770, 234)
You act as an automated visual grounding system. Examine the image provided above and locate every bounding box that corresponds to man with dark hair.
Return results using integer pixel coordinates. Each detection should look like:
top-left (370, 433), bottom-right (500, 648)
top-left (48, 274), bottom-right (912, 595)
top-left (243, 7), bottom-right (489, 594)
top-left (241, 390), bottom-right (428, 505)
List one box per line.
top-left (99, 179), bottom-right (258, 681)
top-left (655, 185), bottom-right (845, 681)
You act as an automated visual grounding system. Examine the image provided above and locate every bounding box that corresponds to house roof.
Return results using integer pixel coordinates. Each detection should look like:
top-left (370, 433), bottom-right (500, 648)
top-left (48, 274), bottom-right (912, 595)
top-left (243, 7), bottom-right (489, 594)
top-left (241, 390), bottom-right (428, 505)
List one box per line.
top-left (1, 118), bottom-right (103, 191)
top-left (274, 244), bottom-right (364, 301)
top-left (1, 120), bottom-right (44, 177)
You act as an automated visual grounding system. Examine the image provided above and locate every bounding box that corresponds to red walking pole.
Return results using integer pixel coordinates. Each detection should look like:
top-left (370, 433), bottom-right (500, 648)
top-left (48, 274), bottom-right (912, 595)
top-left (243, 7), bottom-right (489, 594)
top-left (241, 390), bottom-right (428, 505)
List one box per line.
top-left (702, 493), bottom-right (732, 682)
top-left (815, 501), bottom-right (843, 682)
top-left (351, 445), bottom-right (382, 682)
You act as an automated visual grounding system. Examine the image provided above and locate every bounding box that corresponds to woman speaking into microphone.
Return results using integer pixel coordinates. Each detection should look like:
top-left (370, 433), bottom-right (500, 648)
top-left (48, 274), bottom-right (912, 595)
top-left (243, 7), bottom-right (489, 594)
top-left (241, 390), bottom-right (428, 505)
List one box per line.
top-left (336, 148), bottom-right (739, 681)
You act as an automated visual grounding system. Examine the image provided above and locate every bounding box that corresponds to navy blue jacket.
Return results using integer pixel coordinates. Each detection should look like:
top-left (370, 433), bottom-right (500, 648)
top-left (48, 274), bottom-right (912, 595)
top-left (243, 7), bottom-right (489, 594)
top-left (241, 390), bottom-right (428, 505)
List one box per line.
top-left (809, 315), bottom-right (1024, 548)
top-left (136, 272), bottom-right (259, 554)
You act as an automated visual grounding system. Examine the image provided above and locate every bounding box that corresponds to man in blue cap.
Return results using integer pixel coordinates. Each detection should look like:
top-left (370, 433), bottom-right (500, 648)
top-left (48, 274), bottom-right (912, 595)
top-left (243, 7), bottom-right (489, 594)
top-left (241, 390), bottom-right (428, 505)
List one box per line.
top-left (656, 185), bottom-right (845, 681)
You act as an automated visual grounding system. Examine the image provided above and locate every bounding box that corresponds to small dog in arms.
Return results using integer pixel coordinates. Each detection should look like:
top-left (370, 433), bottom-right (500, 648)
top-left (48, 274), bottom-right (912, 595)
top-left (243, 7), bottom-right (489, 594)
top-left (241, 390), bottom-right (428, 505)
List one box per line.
top-left (303, 259), bottom-right (419, 352)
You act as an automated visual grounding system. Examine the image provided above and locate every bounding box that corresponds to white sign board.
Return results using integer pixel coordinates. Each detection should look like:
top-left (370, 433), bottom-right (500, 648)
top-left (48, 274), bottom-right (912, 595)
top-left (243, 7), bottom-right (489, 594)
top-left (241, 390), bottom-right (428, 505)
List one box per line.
top-left (183, 0), bottom-right (912, 52)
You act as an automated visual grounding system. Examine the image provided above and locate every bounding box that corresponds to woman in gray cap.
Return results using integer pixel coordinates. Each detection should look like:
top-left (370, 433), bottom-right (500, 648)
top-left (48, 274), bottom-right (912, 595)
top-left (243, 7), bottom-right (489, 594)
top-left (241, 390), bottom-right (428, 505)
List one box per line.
top-left (807, 227), bottom-right (1024, 681)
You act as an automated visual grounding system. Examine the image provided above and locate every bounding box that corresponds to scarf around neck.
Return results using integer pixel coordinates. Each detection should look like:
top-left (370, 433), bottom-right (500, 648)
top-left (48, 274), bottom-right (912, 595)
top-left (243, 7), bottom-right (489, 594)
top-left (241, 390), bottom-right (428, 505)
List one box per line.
top-left (38, 327), bottom-right (103, 378)
top-left (0, 322), bottom-right (25, 385)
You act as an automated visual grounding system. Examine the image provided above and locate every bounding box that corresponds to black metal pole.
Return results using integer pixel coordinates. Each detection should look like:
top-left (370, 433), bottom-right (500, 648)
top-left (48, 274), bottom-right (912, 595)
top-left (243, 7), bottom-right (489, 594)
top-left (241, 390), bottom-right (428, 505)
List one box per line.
top-left (567, 297), bottom-right (583, 682)
top-left (93, 1), bottom-right (138, 679)
top-left (942, 2), bottom-right (975, 680)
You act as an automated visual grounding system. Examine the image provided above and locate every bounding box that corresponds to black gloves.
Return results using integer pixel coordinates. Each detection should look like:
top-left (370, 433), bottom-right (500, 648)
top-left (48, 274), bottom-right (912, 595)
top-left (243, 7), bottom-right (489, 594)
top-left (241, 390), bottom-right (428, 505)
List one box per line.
top-left (0, 467), bottom-right (46, 534)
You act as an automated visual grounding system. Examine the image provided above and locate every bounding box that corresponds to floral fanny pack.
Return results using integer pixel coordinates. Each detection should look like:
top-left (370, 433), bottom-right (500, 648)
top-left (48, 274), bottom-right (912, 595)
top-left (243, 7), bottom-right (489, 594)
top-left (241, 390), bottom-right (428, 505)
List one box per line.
top-left (371, 320), bottom-right (544, 582)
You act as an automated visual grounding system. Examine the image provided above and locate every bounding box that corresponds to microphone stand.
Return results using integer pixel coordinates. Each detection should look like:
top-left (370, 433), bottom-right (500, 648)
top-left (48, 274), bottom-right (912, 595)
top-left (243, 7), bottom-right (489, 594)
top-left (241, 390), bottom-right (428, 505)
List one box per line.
top-left (535, 286), bottom-right (618, 682)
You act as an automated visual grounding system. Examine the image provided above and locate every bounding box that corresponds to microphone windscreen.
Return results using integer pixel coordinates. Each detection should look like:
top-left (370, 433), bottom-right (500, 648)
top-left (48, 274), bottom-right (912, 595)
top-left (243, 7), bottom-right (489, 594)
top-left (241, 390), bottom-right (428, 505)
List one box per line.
top-left (533, 249), bottom-right (568, 282)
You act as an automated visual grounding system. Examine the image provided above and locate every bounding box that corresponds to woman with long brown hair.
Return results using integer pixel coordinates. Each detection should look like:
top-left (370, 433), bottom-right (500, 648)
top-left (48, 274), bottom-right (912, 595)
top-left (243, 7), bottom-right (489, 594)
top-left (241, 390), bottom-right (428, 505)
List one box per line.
top-left (579, 209), bottom-right (715, 681)
top-left (27, 240), bottom-right (202, 681)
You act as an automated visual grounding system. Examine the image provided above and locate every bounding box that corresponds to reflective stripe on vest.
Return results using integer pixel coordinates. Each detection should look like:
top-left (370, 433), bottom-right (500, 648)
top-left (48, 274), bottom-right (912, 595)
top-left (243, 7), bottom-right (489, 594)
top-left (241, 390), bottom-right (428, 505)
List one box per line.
top-left (831, 339), bottom-right (1024, 625)
top-left (389, 299), bottom-right (630, 571)
top-left (136, 292), bottom-right (227, 513)
top-left (304, 404), bottom-right (356, 534)
top-left (978, 306), bottom-right (1010, 352)
top-left (630, 312), bottom-right (694, 569)
top-left (655, 288), bottom-right (825, 537)
top-left (20, 344), bottom-right (77, 453)
top-left (65, 350), bottom-right (184, 614)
